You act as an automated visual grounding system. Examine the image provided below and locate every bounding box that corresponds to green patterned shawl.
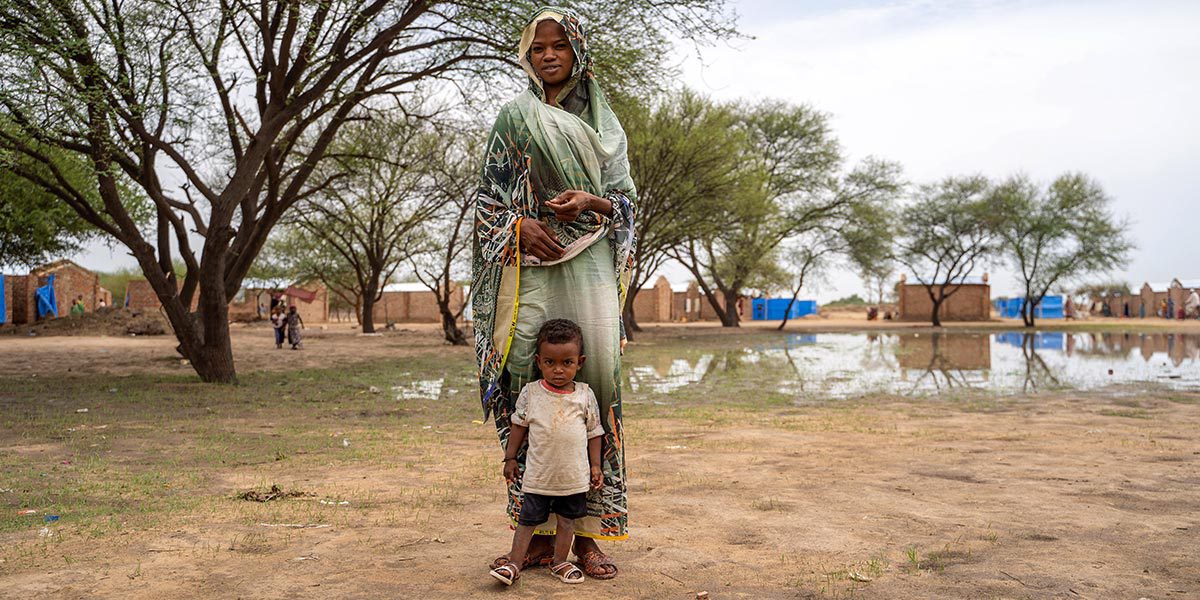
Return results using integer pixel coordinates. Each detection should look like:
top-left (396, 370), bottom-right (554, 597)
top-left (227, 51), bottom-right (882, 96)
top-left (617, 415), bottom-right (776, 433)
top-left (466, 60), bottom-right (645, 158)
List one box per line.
top-left (471, 7), bottom-right (637, 418)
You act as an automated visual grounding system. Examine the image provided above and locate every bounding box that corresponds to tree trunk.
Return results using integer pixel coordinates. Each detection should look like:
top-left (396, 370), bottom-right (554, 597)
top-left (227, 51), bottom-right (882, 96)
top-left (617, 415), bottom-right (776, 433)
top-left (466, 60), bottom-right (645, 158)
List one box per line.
top-left (777, 288), bottom-right (803, 331)
top-left (437, 298), bottom-right (468, 346)
top-left (930, 298), bottom-right (943, 327)
top-left (721, 288), bottom-right (740, 327)
top-left (1023, 295), bottom-right (1037, 328)
top-left (361, 294), bottom-right (377, 333)
top-left (176, 263), bottom-right (237, 383)
top-left (622, 294), bottom-right (640, 341)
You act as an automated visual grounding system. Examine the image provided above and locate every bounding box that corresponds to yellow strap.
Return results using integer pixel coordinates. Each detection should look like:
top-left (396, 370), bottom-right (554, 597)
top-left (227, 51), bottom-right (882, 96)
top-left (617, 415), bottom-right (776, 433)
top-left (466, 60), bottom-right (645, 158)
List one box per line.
top-left (498, 217), bottom-right (524, 372)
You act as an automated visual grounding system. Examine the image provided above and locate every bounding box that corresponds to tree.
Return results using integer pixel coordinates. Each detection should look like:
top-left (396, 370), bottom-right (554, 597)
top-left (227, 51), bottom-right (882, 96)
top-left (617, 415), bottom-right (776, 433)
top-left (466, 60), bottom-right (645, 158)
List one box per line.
top-left (292, 113), bottom-right (442, 334)
top-left (0, 123), bottom-right (149, 269)
top-left (990, 173), bottom-right (1133, 327)
top-left (844, 194), bottom-right (898, 305)
top-left (669, 99), bottom-right (902, 328)
top-left (408, 124), bottom-right (481, 346)
top-left (0, 0), bottom-right (736, 382)
top-left (616, 89), bottom-right (746, 335)
top-left (895, 176), bottom-right (998, 327)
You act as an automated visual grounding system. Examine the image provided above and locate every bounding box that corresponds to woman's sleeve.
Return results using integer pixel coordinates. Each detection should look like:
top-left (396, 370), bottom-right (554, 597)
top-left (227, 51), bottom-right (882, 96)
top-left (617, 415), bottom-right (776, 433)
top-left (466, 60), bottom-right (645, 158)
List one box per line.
top-left (474, 107), bottom-right (527, 268)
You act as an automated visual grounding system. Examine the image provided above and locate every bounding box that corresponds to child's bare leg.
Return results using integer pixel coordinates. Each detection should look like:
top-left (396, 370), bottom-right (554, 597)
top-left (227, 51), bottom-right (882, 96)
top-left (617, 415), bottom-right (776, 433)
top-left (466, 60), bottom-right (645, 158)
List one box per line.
top-left (507, 524), bottom-right (537, 570)
top-left (553, 514), bottom-right (574, 565)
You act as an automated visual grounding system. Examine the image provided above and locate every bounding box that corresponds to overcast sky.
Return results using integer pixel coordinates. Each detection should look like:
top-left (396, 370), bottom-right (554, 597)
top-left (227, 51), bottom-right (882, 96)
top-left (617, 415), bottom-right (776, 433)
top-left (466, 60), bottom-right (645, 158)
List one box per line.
top-left (74, 0), bottom-right (1198, 301)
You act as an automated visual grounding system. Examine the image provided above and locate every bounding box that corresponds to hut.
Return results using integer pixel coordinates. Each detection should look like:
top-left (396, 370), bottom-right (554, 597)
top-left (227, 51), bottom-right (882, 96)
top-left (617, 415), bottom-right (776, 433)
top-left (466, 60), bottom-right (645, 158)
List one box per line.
top-left (1, 260), bottom-right (110, 324)
top-left (1140, 282), bottom-right (1171, 318)
top-left (632, 276), bottom-right (673, 323)
top-left (1171, 278), bottom-right (1200, 319)
top-left (895, 273), bottom-right (992, 322)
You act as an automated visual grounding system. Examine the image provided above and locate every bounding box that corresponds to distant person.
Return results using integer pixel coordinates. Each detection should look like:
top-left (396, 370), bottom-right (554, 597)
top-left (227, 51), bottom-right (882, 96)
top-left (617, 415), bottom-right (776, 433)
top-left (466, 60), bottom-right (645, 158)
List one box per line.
top-left (1187, 289), bottom-right (1200, 319)
top-left (257, 302), bottom-right (266, 319)
top-left (1167, 298), bottom-right (1175, 320)
top-left (270, 306), bottom-right (286, 349)
top-left (70, 295), bottom-right (86, 317)
top-left (1160, 298), bottom-right (1168, 318)
top-left (1064, 296), bottom-right (1076, 320)
top-left (1122, 301), bottom-right (1130, 318)
top-left (286, 305), bottom-right (304, 350)
top-left (1101, 302), bottom-right (1111, 317)
top-left (866, 306), bottom-right (879, 321)
top-left (98, 298), bottom-right (107, 309)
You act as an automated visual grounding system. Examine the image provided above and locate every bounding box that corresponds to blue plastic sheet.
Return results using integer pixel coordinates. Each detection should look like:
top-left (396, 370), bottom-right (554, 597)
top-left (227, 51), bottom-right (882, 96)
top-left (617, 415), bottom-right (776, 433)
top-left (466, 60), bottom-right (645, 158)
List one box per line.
top-left (750, 298), bottom-right (818, 320)
top-left (0, 274), bottom-right (6, 324)
top-left (35, 273), bottom-right (57, 318)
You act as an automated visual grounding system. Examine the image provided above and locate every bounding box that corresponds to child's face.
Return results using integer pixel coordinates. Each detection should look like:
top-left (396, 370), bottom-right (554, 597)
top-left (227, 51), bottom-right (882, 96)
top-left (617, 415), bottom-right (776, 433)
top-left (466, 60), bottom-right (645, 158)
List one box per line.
top-left (535, 340), bottom-right (585, 389)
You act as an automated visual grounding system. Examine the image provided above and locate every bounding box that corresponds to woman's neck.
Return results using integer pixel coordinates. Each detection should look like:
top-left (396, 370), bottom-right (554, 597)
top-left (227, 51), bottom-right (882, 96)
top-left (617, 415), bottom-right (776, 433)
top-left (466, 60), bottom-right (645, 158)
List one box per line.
top-left (543, 83), bottom-right (563, 106)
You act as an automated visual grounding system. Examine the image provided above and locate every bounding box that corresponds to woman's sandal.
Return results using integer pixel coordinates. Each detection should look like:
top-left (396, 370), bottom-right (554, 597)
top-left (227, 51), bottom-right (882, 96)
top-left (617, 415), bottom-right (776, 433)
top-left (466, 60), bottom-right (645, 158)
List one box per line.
top-left (490, 548), bottom-right (553, 571)
top-left (578, 549), bottom-right (618, 580)
top-left (550, 561), bottom-right (585, 584)
top-left (489, 563), bottom-right (520, 586)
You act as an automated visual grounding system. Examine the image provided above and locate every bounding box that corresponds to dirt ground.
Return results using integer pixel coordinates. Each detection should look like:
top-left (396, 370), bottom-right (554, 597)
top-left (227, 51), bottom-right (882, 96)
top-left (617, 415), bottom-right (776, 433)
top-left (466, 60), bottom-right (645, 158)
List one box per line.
top-left (1, 326), bottom-right (1198, 599)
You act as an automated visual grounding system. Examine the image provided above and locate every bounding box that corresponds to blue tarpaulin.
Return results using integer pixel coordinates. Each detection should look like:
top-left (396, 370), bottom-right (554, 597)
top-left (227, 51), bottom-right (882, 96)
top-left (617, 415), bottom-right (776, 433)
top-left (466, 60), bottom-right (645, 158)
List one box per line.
top-left (995, 296), bottom-right (1064, 319)
top-left (750, 298), bottom-right (818, 320)
top-left (0, 274), bottom-right (6, 324)
top-left (35, 274), bottom-right (57, 318)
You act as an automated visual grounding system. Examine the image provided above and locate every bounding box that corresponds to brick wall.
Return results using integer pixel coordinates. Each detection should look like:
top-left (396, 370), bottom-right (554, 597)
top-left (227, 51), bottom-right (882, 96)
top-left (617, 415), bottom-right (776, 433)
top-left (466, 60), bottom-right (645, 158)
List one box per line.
top-left (124, 279), bottom-right (161, 310)
top-left (33, 262), bottom-right (101, 316)
top-left (373, 284), bottom-right (463, 324)
top-left (898, 284), bottom-right (991, 322)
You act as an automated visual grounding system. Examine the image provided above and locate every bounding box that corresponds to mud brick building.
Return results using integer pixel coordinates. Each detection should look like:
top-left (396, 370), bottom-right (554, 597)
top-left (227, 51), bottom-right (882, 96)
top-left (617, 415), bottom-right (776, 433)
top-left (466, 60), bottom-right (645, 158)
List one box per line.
top-left (896, 273), bottom-right (992, 322)
top-left (1, 261), bottom-right (111, 325)
top-left (372, 282), bottom-right (465, 325)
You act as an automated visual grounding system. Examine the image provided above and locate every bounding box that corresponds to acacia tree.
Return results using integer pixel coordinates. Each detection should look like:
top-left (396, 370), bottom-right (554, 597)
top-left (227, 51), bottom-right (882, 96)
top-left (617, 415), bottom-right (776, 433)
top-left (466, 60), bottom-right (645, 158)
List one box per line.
top-left (0, 0), bottom-right (735, 382)
top-left (617, 89), bottom-right (745, 335)
top-left (292, 113), bottom-right (443, 333)
top-left (990, 173), bottom-right (1132, 327)
top-left (895, 176), bottom-right (998, 327)
top-left (408, 124), bottom-right (481, 346)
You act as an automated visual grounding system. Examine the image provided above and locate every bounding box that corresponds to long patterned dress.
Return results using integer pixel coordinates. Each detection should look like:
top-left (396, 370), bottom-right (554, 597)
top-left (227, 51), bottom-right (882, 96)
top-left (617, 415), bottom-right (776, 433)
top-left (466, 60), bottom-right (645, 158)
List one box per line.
top-left (471, 7), bottom-right (637, 541)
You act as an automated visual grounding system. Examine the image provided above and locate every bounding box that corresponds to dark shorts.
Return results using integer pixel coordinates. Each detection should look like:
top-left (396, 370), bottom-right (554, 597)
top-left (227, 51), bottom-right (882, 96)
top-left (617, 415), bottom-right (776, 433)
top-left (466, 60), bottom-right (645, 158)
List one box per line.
top-left (518, 491), bottom-right (588, 525)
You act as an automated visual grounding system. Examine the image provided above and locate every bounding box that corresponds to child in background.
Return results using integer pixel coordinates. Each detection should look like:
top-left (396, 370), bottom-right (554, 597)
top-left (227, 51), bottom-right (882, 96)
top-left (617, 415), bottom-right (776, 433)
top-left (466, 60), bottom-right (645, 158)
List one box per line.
top-left (489, 319), bottom-right (604, 586)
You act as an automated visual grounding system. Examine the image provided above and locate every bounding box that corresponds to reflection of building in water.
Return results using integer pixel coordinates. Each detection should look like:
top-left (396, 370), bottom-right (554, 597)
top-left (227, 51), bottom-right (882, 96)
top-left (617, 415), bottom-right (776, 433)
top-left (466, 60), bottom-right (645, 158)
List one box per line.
top-left (625, 354), bottom-right (715, 394)
top-left (897, 333), bottom-right (991, 370)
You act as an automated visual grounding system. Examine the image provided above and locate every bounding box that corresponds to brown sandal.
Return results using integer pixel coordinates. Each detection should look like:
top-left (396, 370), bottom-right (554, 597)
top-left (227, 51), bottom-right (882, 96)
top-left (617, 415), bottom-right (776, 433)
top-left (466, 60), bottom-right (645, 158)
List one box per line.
top-left (490, 548), bottom-right (553, 571)
top-left (578, 549), bottom-right (618, 580)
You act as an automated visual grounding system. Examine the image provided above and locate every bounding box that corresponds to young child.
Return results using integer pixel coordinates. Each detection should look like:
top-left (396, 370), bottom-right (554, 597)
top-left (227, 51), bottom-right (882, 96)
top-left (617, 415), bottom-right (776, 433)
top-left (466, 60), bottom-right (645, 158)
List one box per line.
top-left (490, 319), bottom-right (604, 586)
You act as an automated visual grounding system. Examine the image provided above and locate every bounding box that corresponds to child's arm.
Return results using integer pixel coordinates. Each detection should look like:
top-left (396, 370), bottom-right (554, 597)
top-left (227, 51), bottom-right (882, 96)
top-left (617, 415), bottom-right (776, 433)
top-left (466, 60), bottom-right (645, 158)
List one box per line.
top-left (503, 423), bottom-right (528, 484)
top-left (587, 435), bottom-right (603, 490)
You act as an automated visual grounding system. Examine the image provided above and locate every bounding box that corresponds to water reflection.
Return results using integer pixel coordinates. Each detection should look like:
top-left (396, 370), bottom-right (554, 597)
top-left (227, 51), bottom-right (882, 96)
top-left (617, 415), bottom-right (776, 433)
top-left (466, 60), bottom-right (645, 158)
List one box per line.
top-left (623, 331), bottom-right (1200, 399)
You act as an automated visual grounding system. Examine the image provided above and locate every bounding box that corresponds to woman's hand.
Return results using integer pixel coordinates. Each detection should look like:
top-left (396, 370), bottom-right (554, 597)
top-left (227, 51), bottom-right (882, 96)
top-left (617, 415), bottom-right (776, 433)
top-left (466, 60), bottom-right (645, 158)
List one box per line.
top-left (519, 219), bottom-right (565, 261)
top-left (547, 190), bottom-right (612, 222)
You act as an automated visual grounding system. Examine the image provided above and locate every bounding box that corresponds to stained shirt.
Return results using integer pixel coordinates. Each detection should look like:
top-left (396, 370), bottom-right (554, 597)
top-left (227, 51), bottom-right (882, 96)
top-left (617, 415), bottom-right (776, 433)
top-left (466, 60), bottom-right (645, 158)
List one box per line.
top-left (511, 380), bottom-right (604, 495)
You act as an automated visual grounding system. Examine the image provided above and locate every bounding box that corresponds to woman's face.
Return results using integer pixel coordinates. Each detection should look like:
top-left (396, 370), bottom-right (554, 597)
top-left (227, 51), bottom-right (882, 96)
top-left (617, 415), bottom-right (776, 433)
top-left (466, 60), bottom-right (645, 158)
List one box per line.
top-left (529, 20), bottom-right (574, 87)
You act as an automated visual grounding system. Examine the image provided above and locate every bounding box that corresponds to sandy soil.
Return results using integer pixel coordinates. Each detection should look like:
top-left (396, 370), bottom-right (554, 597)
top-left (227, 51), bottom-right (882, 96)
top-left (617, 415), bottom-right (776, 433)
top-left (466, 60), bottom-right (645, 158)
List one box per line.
top-left (1, 327), bottom-right (1198, 599)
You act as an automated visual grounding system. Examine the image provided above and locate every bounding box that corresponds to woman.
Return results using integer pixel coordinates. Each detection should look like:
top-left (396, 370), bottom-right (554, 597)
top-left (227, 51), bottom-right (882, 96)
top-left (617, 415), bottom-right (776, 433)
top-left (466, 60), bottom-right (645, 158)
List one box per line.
top-left (285, 305), bottom-right (304, 350)
top-left (471, 7), bottom-right (636, 580)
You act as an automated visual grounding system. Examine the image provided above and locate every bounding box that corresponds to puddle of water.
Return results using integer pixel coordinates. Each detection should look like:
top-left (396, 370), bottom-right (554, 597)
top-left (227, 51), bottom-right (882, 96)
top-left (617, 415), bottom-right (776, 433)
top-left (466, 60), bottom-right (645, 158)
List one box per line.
top-left (623, 331), bottom-right (1200, 399)
top-left (391, 378), bottom-right (445, 400)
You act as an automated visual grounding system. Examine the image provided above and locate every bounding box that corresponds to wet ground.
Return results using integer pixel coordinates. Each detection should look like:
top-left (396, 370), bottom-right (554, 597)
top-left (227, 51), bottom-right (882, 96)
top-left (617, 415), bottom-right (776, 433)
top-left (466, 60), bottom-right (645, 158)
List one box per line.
top-left (623, 330), bottom-right (1200, 399)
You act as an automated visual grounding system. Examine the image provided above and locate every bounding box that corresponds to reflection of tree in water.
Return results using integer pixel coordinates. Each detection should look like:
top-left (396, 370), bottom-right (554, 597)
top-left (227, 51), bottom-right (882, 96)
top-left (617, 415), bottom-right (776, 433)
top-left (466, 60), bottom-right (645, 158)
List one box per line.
top-left (905, 332), bottom-right (975, 394)
top-left (1019, 333), bottom-right (1060, 393)
top-left (859, 333), bottom-right (899, 372)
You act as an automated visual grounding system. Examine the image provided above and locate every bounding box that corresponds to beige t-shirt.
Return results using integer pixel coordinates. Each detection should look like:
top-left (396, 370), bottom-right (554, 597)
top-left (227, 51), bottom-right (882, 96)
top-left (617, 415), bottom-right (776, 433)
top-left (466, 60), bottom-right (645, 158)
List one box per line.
top-left (511, 380), bottom-right (605, 495)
